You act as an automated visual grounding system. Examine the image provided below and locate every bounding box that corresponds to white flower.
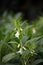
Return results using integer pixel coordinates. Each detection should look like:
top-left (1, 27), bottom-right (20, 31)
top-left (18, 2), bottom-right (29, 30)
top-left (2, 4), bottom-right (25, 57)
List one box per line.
top-left (15, 31), bottom-right (20, 38)
top-left (23, 46), bottom-right (26, 50)
top-left (32, 28), bottom-right (36, 34)
top-left (17, 48), bottom-right (23, 54)
top-left (24, 60), bottom-right (26, 65)
top-left (20, 28), bottom-right (23, 31)
top-left (17, 44), bottom-right (20, 48)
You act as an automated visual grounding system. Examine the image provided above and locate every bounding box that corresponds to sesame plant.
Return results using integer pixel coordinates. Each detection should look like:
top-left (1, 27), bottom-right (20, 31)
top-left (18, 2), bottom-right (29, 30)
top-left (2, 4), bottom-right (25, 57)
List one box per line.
top-left (0, 12), bottom-right (43, 65)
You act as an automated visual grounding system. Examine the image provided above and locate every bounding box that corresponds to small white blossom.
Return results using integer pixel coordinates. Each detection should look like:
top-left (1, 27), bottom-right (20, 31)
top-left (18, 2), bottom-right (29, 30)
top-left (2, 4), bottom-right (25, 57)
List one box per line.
top-left (32, 28), bottom-right (36, 34)
top-left (15, 31), bottom-right (20, 38)
top-left (24, 60), bottom-right (26, 65)
top-left (20, 28), bottom-right (23, 31)
top-left (17, 48), bottom-right (23, 54)
top-left (23, 46), bottom-right (26, 50)
top-left (17, 44), bottom-right (20, 48)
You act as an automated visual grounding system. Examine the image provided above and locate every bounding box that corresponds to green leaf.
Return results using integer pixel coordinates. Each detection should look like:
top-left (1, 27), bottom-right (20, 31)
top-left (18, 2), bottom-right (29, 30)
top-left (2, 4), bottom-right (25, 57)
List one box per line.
top-left (31, 59), bottom-right (43, 65)
top-left (2, 53), bottom-right (15, 63)
top-left (22, 36), bottom-right (29, 44)
top-left (26, 36), bottom-right (43, 43)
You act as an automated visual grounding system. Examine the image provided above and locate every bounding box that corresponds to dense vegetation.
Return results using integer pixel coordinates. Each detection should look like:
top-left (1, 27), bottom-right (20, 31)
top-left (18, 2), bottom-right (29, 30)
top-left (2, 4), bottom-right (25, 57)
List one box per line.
top-left (0, 12), bottom-right (43, 65)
